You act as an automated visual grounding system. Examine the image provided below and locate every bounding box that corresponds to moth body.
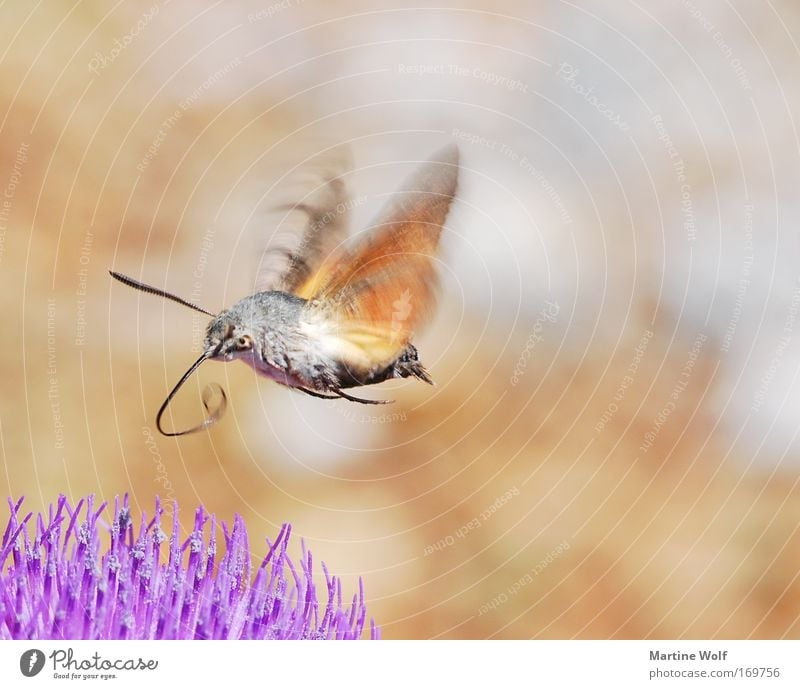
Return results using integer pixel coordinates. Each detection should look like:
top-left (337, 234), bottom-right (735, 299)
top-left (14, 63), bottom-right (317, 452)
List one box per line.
top-left (205, 290), bottom-right (430, 394)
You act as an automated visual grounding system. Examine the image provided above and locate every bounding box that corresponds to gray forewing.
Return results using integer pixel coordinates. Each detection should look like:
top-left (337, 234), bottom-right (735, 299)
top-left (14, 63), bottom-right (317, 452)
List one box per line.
top-left (253, 145), bottom-right (353, 295)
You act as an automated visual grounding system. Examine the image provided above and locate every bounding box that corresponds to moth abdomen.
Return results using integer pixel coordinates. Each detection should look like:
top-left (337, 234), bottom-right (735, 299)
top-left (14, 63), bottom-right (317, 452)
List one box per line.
top-left (335, 343), bottom-right (432, 389)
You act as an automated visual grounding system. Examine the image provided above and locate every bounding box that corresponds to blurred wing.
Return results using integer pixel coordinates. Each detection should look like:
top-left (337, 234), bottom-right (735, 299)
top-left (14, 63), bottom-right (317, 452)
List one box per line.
top-left (253, 145), bottom-right (353, 295)
top-left (303, 144), bottom-right (459, 370)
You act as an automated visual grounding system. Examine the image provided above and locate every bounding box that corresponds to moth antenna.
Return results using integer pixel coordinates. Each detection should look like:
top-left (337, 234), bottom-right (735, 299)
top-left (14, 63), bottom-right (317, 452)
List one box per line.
top-left (156, 349), bottom-right (227, 436)
top-left (109, 270), bottom-right (216, 317)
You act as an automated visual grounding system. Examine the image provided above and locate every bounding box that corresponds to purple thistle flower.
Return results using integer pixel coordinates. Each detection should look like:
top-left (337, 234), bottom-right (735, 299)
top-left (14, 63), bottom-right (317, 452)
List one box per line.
top-left (0, 495), bottom-right (379, 640)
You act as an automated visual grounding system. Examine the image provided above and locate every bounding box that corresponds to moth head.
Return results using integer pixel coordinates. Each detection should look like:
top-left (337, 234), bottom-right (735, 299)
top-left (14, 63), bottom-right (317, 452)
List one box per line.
top-left (205, 314), bottom-right (254, 361)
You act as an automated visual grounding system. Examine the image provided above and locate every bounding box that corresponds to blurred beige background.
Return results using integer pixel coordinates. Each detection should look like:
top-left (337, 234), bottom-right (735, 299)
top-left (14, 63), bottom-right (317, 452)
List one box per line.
top-left (1, 0), bottom-right (799, 638)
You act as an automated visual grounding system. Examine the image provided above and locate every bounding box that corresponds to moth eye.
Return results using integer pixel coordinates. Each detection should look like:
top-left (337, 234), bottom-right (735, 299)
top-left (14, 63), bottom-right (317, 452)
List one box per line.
top-left (236, 335), bottom-right (252, 349)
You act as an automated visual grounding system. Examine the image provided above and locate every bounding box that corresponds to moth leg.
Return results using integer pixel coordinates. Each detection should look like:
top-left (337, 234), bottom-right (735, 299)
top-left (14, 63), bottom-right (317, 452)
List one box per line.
top-left (335, 389), bottom-right (394, 405)
top-left (295, 387), bottom-right (341, 400)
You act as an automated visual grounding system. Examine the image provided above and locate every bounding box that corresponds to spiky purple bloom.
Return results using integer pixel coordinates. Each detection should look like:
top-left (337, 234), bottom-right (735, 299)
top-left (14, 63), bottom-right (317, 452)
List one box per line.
top-left (0, 495), bottom-right (378, 640)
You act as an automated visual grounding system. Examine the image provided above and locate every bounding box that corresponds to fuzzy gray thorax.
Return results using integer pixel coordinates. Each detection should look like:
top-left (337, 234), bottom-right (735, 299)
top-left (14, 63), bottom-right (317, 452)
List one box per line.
top-left (203, 291), bottom-right (310, 375)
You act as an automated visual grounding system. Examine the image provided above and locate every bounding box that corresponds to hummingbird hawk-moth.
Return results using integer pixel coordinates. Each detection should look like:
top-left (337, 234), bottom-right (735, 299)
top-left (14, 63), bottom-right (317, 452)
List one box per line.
top-left (110, 144), bottom-right (460, 436)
